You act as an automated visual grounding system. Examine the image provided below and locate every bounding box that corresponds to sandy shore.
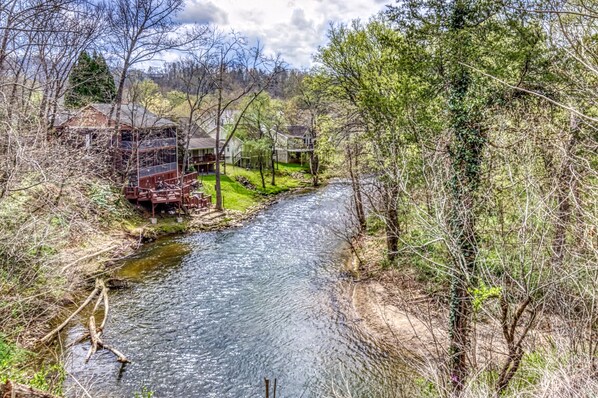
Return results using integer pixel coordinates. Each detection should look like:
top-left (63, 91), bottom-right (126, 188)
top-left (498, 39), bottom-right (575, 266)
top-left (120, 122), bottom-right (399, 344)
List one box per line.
top-left (348, 253), bottom-right (448, 361)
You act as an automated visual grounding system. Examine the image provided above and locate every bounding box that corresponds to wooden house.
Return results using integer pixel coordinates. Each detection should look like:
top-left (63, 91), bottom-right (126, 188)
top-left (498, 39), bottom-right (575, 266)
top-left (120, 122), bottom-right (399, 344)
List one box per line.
top-left (56, 103), bottom-right (211, 215)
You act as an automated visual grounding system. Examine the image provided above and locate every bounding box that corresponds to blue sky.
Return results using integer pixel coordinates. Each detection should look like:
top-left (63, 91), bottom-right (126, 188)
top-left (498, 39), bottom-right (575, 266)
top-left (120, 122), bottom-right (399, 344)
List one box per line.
top-left (177, 0), bottom-right (389, 68)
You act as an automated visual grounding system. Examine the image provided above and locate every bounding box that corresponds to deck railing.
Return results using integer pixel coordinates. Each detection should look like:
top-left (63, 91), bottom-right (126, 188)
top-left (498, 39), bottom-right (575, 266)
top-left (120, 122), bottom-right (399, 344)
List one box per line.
top-left (139, 162), bottom-right (178, 178)
top-left (150, 188), bottom-right (182, 203)
top-left (120, 138), bottom-right (176, 150)
top-left (163, 172), bottom-right (198, 186)
top-left (189, 154), bottom-right (218, 164)
top-left (124, 171), bottom-right (211, 213)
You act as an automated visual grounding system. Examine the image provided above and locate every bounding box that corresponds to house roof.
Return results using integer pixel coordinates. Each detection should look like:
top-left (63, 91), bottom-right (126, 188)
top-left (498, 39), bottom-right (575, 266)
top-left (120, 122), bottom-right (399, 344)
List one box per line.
top-left (285, 125), bottom-right (309, 137)
top-left (53, 109), bottom-right (77, 127)
top-left (180, 118), bottom-right (217, 150)
top-left (89, 103), bottom-right (177, 128)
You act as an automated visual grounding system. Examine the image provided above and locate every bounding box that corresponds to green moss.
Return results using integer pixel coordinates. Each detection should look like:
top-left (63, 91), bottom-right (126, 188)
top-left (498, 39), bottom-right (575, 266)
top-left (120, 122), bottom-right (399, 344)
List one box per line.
top-left (151, 219), bottom-right (188, 235)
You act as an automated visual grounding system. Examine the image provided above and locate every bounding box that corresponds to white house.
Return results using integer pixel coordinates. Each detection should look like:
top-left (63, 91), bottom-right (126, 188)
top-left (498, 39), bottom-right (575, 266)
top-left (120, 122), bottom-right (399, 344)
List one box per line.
top-left (275, 125), bottom-right (314, 164)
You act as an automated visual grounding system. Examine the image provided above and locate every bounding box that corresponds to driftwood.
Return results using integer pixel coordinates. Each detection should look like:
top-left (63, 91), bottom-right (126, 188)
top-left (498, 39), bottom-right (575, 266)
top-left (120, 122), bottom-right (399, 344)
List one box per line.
top-left (100, 343), bottom-right (130, 363)
top-left (85, 316), bottom-right (100, 363)
top-left (40, 283), bottom-right (101, 344)
top-left (99, 283), bottom-right (109, 330)
top-left (83, 280), bottom-right (130, 364)
top-left (0, 381), bottom-right (58, 398)
top-left (41, 279), bottom-right (130, 364)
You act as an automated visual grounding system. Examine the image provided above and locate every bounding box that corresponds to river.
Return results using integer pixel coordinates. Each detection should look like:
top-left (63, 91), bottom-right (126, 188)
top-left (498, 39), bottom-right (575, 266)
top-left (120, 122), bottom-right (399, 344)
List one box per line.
top-left (65, 182), bottom-right (402, 397)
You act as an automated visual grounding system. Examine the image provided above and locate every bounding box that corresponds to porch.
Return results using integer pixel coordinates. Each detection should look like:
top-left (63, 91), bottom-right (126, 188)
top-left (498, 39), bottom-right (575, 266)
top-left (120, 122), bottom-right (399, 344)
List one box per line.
top-left (124, 172), bottom-right (211, 216)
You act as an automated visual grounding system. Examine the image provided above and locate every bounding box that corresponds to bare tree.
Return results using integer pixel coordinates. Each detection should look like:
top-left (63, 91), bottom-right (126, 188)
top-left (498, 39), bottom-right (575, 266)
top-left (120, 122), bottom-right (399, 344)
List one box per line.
top-left (105, 0), bottom-right (193, 131)
top-left (210, 35), bottom-right (284, 210)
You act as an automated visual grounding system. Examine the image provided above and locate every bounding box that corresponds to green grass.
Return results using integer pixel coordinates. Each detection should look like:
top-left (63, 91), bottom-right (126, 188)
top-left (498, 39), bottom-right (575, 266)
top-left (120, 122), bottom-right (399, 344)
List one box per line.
top-left (274, 162), bottom-right (310, 174)
top-left (200, 174), bottom-right (260, 212)
top-left (199, 164), bottom-right (310, 212)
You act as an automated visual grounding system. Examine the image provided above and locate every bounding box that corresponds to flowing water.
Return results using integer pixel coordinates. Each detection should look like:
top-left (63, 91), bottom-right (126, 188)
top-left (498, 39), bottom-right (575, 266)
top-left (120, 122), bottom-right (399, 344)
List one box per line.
top-left (65, 182), bottom-right (403, 397)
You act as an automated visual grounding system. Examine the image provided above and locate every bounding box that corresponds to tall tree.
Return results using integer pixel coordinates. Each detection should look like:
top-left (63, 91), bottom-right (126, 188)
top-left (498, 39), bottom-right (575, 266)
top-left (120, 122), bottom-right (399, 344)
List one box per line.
top-left (105, 0), bottom-right (198, 131)
top-left (389, 0), bottom-right (551, 392)
top-left (318, 20), bottom-right (431, 264)
top-left (237, 93), bottom-right (285, 187)
top-left (65, 51), bottom-right (116, 108)
top-left (211, 36), bottom-right (284, 210)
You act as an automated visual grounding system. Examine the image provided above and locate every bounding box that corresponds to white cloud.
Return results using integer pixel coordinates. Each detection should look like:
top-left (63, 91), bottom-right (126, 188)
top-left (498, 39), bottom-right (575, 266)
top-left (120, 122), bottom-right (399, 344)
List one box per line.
top-left (179, 1), bottom-right (229, 24)
top-left (181, 0), bottom-right (388, 68)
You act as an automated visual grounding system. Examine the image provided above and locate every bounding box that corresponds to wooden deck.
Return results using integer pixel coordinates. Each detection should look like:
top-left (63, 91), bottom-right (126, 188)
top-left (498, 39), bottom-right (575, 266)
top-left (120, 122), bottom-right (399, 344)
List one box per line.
top-left (124, 172), bottom-right (212, 216)
top-left (189, 154), bottom-right (218, 165)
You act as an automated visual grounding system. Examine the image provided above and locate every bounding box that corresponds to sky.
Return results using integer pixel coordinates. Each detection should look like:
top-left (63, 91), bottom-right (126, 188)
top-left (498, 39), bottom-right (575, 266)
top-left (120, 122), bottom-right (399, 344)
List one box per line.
top-left (177, 0), bottom-right (390, 68)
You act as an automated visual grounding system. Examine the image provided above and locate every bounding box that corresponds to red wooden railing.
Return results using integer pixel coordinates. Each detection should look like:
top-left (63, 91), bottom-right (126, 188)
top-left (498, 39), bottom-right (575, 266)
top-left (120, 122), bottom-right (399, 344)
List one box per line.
top-left (124, 171), bottom-right (211, 213)
top-left (163, 172), bottom-right (197, 186)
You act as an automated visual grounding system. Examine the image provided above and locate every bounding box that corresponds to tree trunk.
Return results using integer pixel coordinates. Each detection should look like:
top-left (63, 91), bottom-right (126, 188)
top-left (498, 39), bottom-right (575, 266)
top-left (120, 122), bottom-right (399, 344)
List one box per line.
top-left (270, 148), bottom-right (276, 186)
top-left (383, 183), bottom-right (400, 263)
top-left (214, 62), bottom-right (224, 210)
top-left (310, 151), bottom-right (319, 187)
top-left (551, 115), bottom-right (578, 268)
top-left (347, 146), bottom-right (366, 232)
top-left (258, 155), bottom-right (266, 189)
top-left (446, 3), bottom-right (484, 393)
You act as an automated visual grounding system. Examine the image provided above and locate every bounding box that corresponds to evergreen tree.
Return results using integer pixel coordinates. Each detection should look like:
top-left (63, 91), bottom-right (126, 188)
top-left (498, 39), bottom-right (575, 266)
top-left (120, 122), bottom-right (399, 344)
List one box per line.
top-left (65, 51), bottom-right (116, 108)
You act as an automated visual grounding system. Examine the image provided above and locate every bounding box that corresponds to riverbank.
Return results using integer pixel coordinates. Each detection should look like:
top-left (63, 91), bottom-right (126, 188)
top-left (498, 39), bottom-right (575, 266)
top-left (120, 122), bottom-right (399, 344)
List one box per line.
top-left (0, 164), bottom-right (318, 395)
top-left (346, 229), bottom-right (516, 363)
top-left (345, 231), bottom-right (448, 362)
top-left (346, 225), bottom-right (561, 396)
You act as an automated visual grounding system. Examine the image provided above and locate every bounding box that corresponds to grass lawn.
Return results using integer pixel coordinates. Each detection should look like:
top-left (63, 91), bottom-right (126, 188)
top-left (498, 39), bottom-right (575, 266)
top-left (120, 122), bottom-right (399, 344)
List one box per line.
top-left (198, 163), bottom-right (310, 212)
top-left (274, 162), bottom-right (310, 174)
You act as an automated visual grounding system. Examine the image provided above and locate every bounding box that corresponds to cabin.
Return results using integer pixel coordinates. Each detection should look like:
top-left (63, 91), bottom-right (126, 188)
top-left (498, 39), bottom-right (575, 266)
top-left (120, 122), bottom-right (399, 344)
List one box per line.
top-left (56, 103), bottom-right (211, 215)
top-left (276, 125), bottom-right (314, 164)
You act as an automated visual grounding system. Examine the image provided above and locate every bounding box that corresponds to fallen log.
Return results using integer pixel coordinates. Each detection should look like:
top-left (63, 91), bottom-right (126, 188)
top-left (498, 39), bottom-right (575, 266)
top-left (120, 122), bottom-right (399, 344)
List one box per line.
top-left (99, 283), bottom-right (109, 331)
top-left (0, 381), bottom-right (58, 398)
top-left (40, 284), bottom-right (101, 344)
top-left (101, 343), bottom-right (131, 364)
top-left (83, 280), bottom-right (130, 364)
top-left (85, 316), bottom-right (99, 363)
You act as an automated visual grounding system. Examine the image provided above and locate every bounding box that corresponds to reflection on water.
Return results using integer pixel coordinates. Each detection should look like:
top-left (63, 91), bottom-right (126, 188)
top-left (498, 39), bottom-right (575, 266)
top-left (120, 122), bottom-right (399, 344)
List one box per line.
top-left (65, 182), bottom-right (403, 397)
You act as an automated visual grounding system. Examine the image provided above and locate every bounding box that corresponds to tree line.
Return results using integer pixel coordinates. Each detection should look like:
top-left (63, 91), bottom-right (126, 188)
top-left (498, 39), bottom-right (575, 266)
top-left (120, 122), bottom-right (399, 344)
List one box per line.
top-left (309, 0), bottom-right (598, 396)
top-left (2, 0), bottom-right (598, 396)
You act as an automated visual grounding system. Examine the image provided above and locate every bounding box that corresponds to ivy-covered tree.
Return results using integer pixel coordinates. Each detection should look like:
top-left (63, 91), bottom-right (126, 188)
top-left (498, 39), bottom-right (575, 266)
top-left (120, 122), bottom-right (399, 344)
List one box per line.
top-left (65, 51), bottom-right (116, 108)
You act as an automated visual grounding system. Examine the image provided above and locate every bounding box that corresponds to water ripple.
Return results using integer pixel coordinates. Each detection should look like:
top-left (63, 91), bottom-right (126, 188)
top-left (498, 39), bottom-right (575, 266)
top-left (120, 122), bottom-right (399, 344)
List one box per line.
top-left (65, 182), bottom-right (401, 397)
